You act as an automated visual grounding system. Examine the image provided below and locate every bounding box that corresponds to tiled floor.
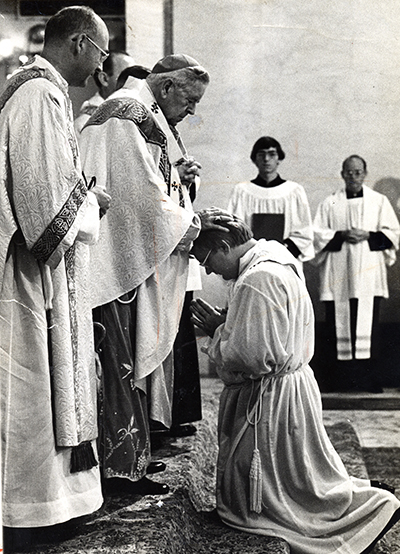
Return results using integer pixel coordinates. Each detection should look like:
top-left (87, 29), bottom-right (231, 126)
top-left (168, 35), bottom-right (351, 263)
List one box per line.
top-left (323, 409), bottom-right (400, 448)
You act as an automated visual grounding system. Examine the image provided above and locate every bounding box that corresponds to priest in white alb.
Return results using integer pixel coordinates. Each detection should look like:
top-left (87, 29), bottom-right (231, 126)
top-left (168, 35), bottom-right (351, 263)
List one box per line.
top-left (313, 155), bottom-right (400, 392)
top-left (190, 214), bottom-right (400, 554)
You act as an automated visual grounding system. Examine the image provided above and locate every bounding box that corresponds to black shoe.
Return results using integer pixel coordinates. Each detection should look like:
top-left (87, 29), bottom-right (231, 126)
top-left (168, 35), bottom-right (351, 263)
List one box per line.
top-left (371, 480), bottom-right (395, 495)
top-left (104, 476), bottom-right (170, 496)
top-left (129, 477), bottom-right (170, 495)
top-left (146, 461), bottom-right (166, 475)
top-left (170, 424), bottom-right (197, 437)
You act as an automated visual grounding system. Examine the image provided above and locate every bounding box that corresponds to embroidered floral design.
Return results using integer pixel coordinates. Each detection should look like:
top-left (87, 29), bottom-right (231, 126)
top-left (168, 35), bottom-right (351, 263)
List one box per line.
top-left (151, 101), bottom-right (159, 113)
top-left (83, 98), bottom-right (148, 129)
top-left (64, 244), bottom-right (80, 426)
top-left (118, 415), bottom-right (139, 441)
top-left (136, 451), bottom-right (148, 474)
top-left (105, 415), bottom-right (140, 463)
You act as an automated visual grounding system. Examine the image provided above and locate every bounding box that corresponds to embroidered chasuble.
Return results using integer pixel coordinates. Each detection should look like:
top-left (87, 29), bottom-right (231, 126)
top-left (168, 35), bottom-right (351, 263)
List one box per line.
top-left (81, 81), bottom-right (200, 428)
top-left (0, 55), bottom-right (102, 527)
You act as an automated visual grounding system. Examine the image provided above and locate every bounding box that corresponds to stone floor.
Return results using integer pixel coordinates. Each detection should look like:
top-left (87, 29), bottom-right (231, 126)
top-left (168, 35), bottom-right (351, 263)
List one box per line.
top-left (323, 408), bottom-right (400, 448)
top-left (9, 378), bottom-right (400, 554)
top-left (322, 389), bottom-right (400, 553)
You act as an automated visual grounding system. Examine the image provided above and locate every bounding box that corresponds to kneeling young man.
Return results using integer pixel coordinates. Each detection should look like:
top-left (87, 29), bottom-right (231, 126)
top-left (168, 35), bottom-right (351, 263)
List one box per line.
top-left (190, 215), bottom-right (400, 554)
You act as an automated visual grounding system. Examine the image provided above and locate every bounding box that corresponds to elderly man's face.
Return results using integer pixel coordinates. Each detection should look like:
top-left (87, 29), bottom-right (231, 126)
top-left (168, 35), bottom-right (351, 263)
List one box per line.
top-left (341, 157), bottom-right (366, 195)
top-left (161, 80), bottom-right (207, 126)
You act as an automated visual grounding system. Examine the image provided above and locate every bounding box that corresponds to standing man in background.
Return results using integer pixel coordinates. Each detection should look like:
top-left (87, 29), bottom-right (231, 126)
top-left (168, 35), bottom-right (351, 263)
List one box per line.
top-left (313, 155), bottom-right (400, 392)
top-left (74, 50), bottom-right (135, 137)
top-left (0, 6), bottom-right (110, 551)
top-left (228, 136), bottom-right (314, 265)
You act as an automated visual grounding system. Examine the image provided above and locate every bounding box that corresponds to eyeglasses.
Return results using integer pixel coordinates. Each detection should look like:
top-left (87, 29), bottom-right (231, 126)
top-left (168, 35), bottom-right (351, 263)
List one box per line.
top-left (84, 34), bottom-right (109, 62)
top-left (199, 249), bottom-right (213, 267)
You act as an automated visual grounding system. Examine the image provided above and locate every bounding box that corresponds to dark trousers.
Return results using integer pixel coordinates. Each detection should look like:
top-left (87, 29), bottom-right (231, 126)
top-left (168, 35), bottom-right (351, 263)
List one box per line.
top-left (171, 291), bottom-right (202, 425)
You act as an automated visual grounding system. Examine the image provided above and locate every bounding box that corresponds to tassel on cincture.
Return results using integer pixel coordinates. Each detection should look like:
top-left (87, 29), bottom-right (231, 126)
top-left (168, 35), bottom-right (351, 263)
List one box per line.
top-left (70, 441), bottom-right (98, 473)
top-left (249, 447), bottom-right (262, 513)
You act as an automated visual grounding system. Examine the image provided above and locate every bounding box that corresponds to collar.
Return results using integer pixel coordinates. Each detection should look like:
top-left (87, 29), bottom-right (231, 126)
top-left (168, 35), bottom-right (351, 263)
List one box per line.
top-left (19, 54), bottom-right (69, 95)
top-left (251, 174), bottom-right (286, 188)
top-left (238, 239), bottom-right (301, 279)
top-left (346, 187), bottom-right (364, 199)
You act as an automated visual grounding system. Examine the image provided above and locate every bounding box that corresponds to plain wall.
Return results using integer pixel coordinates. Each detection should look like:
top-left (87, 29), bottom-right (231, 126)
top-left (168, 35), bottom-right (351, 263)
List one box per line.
top-left (171, 0), bottom-right (400, 326)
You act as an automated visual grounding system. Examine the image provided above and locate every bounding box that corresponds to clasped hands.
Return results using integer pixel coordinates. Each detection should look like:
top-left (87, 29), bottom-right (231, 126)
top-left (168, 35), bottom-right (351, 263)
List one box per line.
top-left (177, 156), bottom-right (202, 187)
top-left (190, 297), bottom-right (227, 338)
top-left (341, 229), bottom-right (370, 244)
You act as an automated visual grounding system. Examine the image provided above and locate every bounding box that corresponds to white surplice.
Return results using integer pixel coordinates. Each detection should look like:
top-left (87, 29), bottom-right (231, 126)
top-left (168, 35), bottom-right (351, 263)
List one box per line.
top-left (313, 185), bottom-right (400, 359)
top-left (203, 239), bottom-right (400, 554)
top-left (227, 180), bottom-right (314, 262)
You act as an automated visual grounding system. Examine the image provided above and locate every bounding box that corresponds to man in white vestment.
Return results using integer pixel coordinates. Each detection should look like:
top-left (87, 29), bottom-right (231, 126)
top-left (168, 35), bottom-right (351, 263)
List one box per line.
top-left (80, 54), bottom-right (228, 496)
top-left (113, 64), bottom-right (203, 441)
top-left (0, 6), bottom-right (111, 551)
top-left (227, 136), bottom-right (314, 264)
top-left (190, 215), bottom-right (400, 554)
top-left (313, 155), bottom-right (400, 392)
top-left (74, 50), bottom-right (135, 137)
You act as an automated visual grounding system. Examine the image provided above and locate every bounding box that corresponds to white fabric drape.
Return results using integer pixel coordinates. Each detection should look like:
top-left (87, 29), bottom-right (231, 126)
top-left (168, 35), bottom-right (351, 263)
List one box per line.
top-left (0, 55), bottom-right (102, 527)
top-left (81, 81), bottom-right (200, 427)
top-left (228, 180), bottom-right (314, 262)
top-left (203, 239), bottom-right (400, 554)
top-left (313, 185), bottom-right (400, 359)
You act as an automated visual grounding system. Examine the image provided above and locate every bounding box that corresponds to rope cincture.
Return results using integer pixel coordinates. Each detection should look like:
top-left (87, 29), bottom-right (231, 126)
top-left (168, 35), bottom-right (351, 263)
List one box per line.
top-left (247, 379), bottom-right (264, 513)
top-left (225, 361), bottom-right (300, 515)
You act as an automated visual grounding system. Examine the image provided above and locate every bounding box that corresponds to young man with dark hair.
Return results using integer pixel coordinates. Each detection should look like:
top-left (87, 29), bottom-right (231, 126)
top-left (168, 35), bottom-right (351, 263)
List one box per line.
top-left (75, 51), bottom-right (135, 136)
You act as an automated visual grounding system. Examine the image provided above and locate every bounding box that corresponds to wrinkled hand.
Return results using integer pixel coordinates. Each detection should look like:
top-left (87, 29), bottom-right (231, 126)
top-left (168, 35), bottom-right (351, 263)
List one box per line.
top-left (197, 207), bottom-right (236, 233)
top-left (92, 186), bottom-right (111, 217)
top-left (177, 156), bottom-right (202, 186)
top-left (190, 297), bottom-right (227, 338)
top-left (342, 229), bottom-right (370, 244)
